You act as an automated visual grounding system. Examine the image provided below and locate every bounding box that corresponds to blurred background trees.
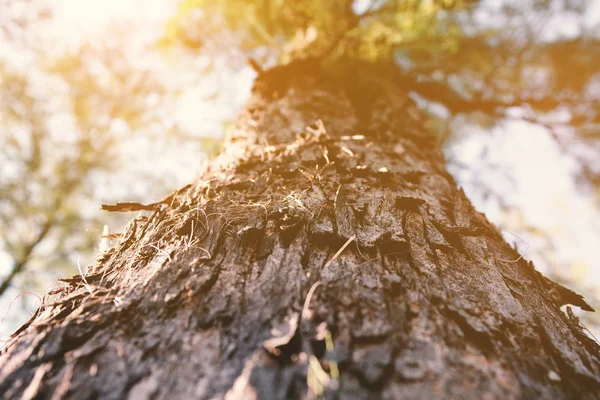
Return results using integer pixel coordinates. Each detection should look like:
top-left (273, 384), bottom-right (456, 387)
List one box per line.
top-left (1, 0), bottom-right (599, 343)
top-left (0, 0), bottom-right (215, 340)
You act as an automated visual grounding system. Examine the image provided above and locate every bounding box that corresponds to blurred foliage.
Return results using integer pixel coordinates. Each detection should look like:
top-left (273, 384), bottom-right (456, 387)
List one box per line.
top-left (0, 0), bottom-right (206, 335)
top-left (160, 0), bottom-right (477, 62)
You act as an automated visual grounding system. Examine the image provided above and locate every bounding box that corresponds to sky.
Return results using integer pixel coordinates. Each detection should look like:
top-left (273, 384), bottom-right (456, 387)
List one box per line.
top-left (1, 0), bottom-right (599, 338)
top-left (450, 121), bottom-right (600, 289)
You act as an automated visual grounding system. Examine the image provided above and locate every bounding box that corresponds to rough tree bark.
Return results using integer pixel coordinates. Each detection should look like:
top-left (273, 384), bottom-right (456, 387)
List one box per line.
top-left (1, 60), bottom-right (599, 399)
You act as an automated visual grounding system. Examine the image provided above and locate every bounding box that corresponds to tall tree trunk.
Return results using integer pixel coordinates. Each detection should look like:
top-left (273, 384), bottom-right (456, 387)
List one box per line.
top-left (1, 60), bottom-right (599, 399)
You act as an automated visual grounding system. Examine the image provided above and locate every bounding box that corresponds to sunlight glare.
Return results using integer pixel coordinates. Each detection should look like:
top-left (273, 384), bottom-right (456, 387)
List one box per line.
top-left (43, 0), bottom-right (174, 40)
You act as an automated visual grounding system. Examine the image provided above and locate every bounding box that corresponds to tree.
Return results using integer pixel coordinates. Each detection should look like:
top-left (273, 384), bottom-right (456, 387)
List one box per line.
top-left (0, 58), bottom-right (599, 399)
top-left (2, 0), bottom-right (600, 398)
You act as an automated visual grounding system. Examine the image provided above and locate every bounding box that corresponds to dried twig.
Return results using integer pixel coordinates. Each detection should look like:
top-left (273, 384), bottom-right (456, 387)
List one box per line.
top-left (101, 184), bottom-right (192, 212)
top-left (323, 235), bottom-right (355, 269)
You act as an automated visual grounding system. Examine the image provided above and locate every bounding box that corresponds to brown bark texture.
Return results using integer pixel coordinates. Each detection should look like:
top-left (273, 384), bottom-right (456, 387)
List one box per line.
top-left (1, 60), bottom-right (599, 399)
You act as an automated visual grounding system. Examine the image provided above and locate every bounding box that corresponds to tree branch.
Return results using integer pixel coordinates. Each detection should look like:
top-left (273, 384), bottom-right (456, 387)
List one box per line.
top-left (403, 74), bottom-right (599, 117)
top-left (263, 0), bottom-right (273, 36)
top-left (0, 217), bottom-right (54, 297)
top-left (316, 2), bottom-right (387, 61)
